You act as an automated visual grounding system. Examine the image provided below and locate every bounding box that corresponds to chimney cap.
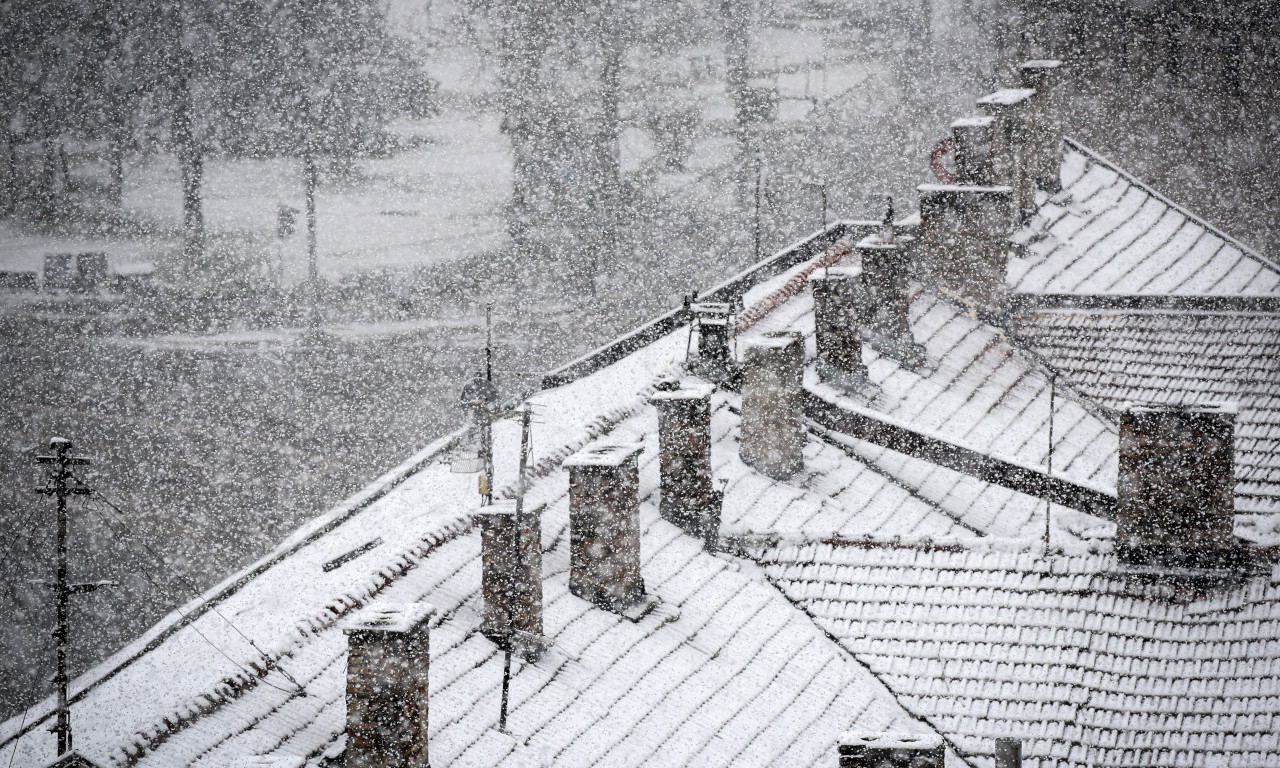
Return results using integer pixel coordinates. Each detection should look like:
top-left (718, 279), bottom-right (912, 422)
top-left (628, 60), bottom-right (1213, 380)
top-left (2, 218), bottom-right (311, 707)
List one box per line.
top-left (748, 330), bottom-right (804, 351)
top-left (1123, 401), bottom-right (1239, 416)
top-left (564, 442), bottom-right (644, 468)
top-left (951, 115), bottom-right (996, 129)
top-left (809, 265), bottom-right (861, 281)
top-left (649, 381), bottom-right (715, 402)
top-left (474, 499), bottom-right (518, 518)
top-left (977, 88), bottom-right (1036, 107)
top-left (855, 234), bottom-right (913, 252)
top-left (918, 183), bottom-right (1013, 195)
top-left (838, 732), bottom-right (944, 750)
top-left (1021, 58), bottom-right (1063, 70)
top-left (340, 602), bottom-right (437, 635)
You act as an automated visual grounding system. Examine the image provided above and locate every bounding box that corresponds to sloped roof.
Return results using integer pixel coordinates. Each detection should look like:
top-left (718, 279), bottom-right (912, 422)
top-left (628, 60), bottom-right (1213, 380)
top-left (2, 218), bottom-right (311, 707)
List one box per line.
top-left (757, 542), bottom-right (1280, 768)
top-left (1012, 309), bottom-right (1280, 524)
top-left (5, 129), bottom-right (1280, 768)
top-left (1009, 140), bottom-right (1280, 300)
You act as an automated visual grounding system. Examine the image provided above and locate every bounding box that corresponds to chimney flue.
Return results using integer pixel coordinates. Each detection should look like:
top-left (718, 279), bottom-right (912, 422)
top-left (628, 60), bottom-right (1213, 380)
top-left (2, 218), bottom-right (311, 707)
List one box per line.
top-left (976, 87), bottom-right (1037, 220)
top-left (857, 233), bottom-right (926, 366)
top-left (341, 603), bottom-right (436, 768)
top-left (1117, 403), bottom-right (1239, 570)
top-left (1019, 59), bottom-right (1064, 193)
top-left (837, 733), bottom-right (945, 768)
top-left (952, 116), bottom-right (998, 186)
top-left (690, 302), bottom-right (735, 382)
top-left (565, 443), bottom-right (651, 615)
top-left (811, 266), bottom-right (866, 388)
top-left (917, 183), bottom-right (1014, 312)
top-left (994, 737), bottom-right (1022, 768)
top-left (474, 500), bottom-right (544, 657)
top-left (650, 382), bottom-right (721, 549)
top-left (740, 331), bottom-right (805, 480)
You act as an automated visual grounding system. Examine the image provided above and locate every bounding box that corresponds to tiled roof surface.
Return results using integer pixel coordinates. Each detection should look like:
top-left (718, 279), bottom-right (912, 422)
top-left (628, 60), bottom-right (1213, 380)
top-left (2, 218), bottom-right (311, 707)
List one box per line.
top-left (757, 542), bottom-right (1280, 768)
top-left (1013, 310), bottom-right (1280, 526)
top-left (1009, 142), bottom-right (1280, 298)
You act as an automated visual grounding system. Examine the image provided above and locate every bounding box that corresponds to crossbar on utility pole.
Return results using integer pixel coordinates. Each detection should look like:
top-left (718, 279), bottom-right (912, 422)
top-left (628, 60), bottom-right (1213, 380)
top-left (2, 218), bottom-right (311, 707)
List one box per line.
top-left (33, 437), bottom-right (96, 758)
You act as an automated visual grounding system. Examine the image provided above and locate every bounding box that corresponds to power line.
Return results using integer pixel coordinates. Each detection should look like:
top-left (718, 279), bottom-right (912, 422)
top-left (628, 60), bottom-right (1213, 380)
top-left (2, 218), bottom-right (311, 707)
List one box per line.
top-left (87, 491), bottom-right (307, 696)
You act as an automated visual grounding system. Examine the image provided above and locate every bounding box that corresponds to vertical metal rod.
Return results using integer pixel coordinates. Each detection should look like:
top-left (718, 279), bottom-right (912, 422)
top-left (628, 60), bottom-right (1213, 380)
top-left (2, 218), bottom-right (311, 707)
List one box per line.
top-left (499, 406), bottom-right (532, 732)
top-left (486, 303), bottom-right (493, 383)
top-left (753, 155), bottom-right (762, 262)
top-left (304, 151), bottom-right (319, 327)
top-left (1045, 373), bottom-right (1056, 556)
top-left (820, 183), bottom-right (827, 232)
top-left (53, 446), bottom-right (70, 756)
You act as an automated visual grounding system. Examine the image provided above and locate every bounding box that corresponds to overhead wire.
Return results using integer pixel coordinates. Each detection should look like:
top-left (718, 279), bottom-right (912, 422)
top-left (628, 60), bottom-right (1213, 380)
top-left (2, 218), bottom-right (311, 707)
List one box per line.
top-left (85, 489), bottom-right (307, 696)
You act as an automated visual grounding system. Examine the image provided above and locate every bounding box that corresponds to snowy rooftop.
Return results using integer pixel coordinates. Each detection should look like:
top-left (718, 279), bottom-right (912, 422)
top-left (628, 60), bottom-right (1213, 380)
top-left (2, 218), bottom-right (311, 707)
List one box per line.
top-left (3, 137), bottom-right (1280, 768)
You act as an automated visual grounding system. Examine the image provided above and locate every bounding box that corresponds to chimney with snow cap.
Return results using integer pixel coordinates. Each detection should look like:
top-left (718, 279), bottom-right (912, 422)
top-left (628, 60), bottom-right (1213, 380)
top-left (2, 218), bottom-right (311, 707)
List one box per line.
top-left (649, 381), bottom-right (721, 548)
top-left (951, 116), bottom-right (999, 185)
top-left (740, 331), bottom-right (805, 480)
top-left (857, 231), bottom-right (926, 367)
top-left (564, 442), bottom-right (649, 613)
top-left (977, 87), bottom-right (1037, 220)
top-left (1019, 59), bottom-right (1064, 192)
top-left (474, 500), bottom-right (543, 656)
top-left (917, 182), bottom-right (1014, 312)
top-left (340, 602), bottom-right (435, 768)
top-left (1117, 403), bottom-right (1240, 570)
top-left (690, 301), bottom-right (735, 382)
top-left (838, 732), bottom-right (945, 768)
top-left (811, 266), bottom-right (866, 388)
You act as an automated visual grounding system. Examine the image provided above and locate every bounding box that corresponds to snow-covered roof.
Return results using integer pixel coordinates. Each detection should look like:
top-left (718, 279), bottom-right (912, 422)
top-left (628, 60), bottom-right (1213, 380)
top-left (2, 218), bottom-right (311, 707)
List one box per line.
top-left (4, 134), bottom-right (1280, 768)
top-left (1009, 140), bottom-right (1280, 300)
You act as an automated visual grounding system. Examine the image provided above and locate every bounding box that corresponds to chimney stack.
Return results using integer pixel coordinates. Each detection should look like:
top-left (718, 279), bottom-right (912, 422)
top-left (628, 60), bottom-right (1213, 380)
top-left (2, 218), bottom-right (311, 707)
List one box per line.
top-left (564, 443), bottom-right (649, 614)
top-left (1019, 59), bottom-right (1064, 193)
top-left (691, 301), bottom-right (734, 382)
top-left (838, 733), bottom-right (945, 768)
top-left (341, 603), bottom-right (436, 768)
top-left (952, 116), bottom-right (999, 186)
top-left (810, 266), bottom-right (866, 388)
top-left (976, 87), bottom-right (1037, 220)
top-left (474, 500), bottom-right (543, 657)
top-left (1117, 403), bottom-right (1239, 570)
top-left (917, 183), bottom-right (1014, 312)
top-left (649, 381), bottom-right (721, 549)
top-left (994, 738), bottom-right (1022, 768)
top-left (857, 234), bottom-right (926, 366)
top-left (740, 331), bottom-right (805, 480)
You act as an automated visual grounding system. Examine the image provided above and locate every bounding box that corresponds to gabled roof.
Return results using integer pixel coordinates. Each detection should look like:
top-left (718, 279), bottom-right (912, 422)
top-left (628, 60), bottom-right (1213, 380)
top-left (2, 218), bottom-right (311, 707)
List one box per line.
top-left (4, 130), bottom-right (1279, 768)
top-left (758, 542), bottom-right (1280, 768)
top-left (1009, 140), bottom-right (1280, 302)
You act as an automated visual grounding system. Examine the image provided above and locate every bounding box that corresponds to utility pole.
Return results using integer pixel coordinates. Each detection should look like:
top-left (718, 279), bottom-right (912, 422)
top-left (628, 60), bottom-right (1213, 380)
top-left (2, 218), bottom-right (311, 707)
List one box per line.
top-left (33, 438), bottom-right (97, 758)
top-left (1045, 374), bottom-right (1056, 556)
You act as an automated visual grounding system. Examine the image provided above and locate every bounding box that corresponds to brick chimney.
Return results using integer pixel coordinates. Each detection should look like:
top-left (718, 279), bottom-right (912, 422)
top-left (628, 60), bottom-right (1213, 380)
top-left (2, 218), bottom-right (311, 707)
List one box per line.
top-left (1117, 403), bottom-right (1239, 569)
top-left (740, 331), bottom-right (804, 480)
top-left (649, 381), bottom-right (721, 549)
top-left (917, 183), bottom-right (1014, 312)
top-left (474, 500), bottom-right (543, 657)
top-left (564, 443), bottom-right (648, 613)
top-left (994, 737), bottom-right (1022, 768)
top-left (857, 234), bottom-right (926, 366)
top-left (811, 266), bottom-right (867, 388)
top-left (838, 733), bottom-right (945, 768)
top-left (1019, 59), bottom-right (1064, 193)
top-left (341, 602), bottom-right (436, 768)
top-left (976, 87), bottom-right (1037, 220)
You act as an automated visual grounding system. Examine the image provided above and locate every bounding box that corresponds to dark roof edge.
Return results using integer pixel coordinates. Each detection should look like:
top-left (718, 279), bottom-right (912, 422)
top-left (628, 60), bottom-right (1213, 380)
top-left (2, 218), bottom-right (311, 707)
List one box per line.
top-left (1010, 292), bottom-right (1280, 313)
top-left (1063, 137), bottom-right (1279, 274)
top-left (0, 425), bottom-right (471, 749)
top-left (540, 221), bottom-right (877, 390)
